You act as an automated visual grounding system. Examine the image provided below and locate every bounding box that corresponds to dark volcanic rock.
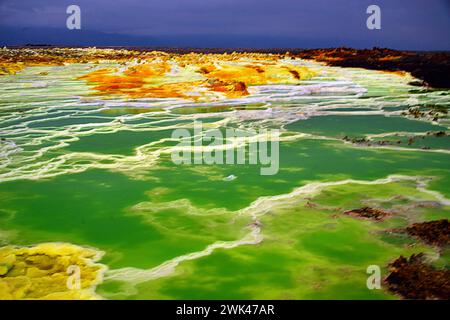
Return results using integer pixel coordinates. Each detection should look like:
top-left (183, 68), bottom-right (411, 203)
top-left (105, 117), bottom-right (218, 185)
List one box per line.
top-left (295, 48), bottom-right (450, 89)
top-left (385, 253), bottom-right (450, 300)
top-left (344, 207), bottom-right (391, 221)
top-left (406, 219), bottom-right (450, 247)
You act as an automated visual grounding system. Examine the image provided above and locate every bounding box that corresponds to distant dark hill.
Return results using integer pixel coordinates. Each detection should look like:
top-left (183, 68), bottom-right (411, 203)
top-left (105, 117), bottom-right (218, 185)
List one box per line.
top-left (0, 26), bottom-right (382, 49)
top-left (0, 27), bottom-right (163, 47)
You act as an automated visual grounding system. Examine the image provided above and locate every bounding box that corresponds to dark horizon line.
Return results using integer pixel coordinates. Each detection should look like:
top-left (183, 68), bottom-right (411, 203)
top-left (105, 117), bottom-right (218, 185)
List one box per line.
top-left (3, 44), bottom-right (450, 54)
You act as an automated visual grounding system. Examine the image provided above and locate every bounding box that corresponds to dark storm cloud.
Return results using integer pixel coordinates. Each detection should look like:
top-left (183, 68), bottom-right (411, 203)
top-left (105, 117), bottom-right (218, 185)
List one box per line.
top-left (0, 0), bottom-right (449, 49)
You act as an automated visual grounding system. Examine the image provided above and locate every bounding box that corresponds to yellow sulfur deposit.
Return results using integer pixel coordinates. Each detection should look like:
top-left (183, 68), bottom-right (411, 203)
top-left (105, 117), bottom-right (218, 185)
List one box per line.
top-left (0, 243), bottom-right (106, 300)
top-left (0, 62), bottom-right (27, 75)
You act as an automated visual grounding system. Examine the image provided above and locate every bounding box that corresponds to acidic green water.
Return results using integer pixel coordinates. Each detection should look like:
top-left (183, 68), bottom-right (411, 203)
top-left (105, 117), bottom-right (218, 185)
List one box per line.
top-left (0, 60), bottom-right (449, 299)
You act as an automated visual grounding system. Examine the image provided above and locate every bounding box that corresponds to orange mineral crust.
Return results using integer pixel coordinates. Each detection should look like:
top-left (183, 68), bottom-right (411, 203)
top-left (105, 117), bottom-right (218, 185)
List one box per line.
top-left (77, 52), bottom-right (317, 101)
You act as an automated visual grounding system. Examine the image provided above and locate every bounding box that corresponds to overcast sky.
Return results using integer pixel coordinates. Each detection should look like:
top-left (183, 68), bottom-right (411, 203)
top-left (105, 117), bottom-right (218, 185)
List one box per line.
top-left (1, 0), bottom-right (449, 49)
